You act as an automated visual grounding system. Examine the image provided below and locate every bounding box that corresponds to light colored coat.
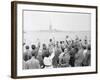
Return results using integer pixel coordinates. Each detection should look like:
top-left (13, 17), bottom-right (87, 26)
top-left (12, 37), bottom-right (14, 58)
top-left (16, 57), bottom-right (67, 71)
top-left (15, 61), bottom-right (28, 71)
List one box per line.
top-left (26, 57), bottom-right (40, 69)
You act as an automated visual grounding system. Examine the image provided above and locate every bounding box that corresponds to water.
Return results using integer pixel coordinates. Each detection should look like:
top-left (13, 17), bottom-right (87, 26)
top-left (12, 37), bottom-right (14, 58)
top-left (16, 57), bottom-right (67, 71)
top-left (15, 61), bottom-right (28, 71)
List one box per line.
top-left (23, 31), bottom-right (91, 47)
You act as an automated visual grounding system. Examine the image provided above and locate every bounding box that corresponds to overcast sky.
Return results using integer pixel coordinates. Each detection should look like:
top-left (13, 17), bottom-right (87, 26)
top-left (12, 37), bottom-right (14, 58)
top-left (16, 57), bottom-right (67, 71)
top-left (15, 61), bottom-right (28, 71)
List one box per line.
top-left (23, 10), bottom-right (91, 31)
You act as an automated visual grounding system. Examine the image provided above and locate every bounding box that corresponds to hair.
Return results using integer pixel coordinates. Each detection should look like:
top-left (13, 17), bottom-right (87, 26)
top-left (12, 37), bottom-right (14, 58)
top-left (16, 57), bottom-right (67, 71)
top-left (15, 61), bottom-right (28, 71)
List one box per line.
top-left (66, 35), bottom-right (69, 38)
top-left (64, 48), bottom-right (68, 52)
top-left (71, 45), bottom-right (75, 48)
top-left (60, 41), bottom-right (62, 44)
top-left (83, 46), bottom-right (87, 50)
top-left (23, 55), bottom-right (28, 61)
top-left (31, 44), bottom-right (36, 50)
top-left (43, 43), bottom-right (46, 46)
top-left (88, 45), bottom-right (91, 50)
top-left (49, 39), bottom-right (52, 42)
top-left (85, 39), bottom-right (87, 42)
top-left (45, 50), bottom-right (50, 57)
top-left (62, 41), bottom-right (64, 43)
top-left (42, 43), bottom-right (47, 49)
top-left (61, 48), bottom-right (65, 52)
top-left (25, 45), bottom-right (29, 49)
top-left (23, 42), bottom-right (26, 46)
top-left (74, 47), bottom-right (79, 53)
top-left (45, 53), bottom-right (50, 57)
top-left (29, 55), bottom-right (31, 60)
top-left (31, 51), bottom-right (36, 57)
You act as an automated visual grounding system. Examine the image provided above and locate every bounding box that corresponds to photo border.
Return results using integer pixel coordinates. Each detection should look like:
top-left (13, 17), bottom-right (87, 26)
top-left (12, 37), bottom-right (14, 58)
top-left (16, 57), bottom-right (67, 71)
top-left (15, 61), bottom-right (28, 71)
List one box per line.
top-left (11, 1), bottom-right (98, 79)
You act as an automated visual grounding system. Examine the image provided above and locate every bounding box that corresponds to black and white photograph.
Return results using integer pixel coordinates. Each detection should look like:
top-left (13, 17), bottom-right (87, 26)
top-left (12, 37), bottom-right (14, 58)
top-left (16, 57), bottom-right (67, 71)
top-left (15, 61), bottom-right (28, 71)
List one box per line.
top-left (11, 1), bottom-right (97, 78)
top-left (23, 10), bottom-right (91, 69)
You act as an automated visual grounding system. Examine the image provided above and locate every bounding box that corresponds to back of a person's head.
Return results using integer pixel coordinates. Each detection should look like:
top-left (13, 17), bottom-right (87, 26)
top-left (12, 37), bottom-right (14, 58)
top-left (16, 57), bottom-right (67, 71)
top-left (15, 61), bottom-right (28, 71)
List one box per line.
top-left (84, 39), bottom-right (87, 44)
top-left (61, 47), bottom-right (65, 52)
top-left (49, 39), bottom-right (52, 42)
top-left (79, 39), bottom-right (81, 42)
top-left (66, 35), bottom-right (69, 38)
top-left (60, 41), bottom-right (62, 44)
top-left (62, 41), bottom-right (64, 43)
top-left (43, 49), bottom-right (50, 57)
top-left (45, 51), bottom-right (50, 57)
top-left (69, 48), bottom-right (74, 55)
top-left (88, 45), bottom-right (91, 50)
top-left (31, 44), bottom-right (36, 50)
top-left (82, 46), bottom-right (87, 50)
top-left (25, 45), bottom-right (29, 50)
top-left (23, 42), bottom-right (26, 46)
top-left (74, 47), bottom-right (79, 53)
top-left (43, 43), bottom-right (47, 49)
top-left (29, 55), bottom-right (32, 60)
top-left (23, 55), bottom-right (28, 61)
top-left (43, 43), bottom-right (46, 47)
top-left (71, 45), bottom-right (75, 48)
top-left (31, 51), bottom-right (36, 57)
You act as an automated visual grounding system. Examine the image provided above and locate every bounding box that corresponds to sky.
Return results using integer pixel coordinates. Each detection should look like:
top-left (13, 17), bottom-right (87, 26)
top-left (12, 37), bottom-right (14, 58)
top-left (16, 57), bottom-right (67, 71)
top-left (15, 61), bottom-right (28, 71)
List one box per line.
top-left (23, 10), bottom-right (91, 32)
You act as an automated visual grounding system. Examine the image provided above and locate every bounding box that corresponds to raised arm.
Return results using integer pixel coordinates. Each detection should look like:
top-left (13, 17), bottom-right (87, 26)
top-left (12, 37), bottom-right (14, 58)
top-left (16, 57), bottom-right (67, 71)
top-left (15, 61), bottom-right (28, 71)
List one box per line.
top-left (50, 48), bottom-right (55, 59)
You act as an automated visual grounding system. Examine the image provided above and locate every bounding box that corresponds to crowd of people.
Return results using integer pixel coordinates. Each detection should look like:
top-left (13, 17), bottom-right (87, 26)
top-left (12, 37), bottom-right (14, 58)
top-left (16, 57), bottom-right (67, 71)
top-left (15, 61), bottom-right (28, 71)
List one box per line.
top-left (23, 35), bottom-right (91, 69)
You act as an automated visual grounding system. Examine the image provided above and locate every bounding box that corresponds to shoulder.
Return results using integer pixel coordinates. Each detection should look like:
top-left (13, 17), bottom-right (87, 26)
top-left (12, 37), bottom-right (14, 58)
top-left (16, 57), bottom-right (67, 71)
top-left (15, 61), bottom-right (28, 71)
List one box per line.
top-left (35, 59), bottom-right (40, 64)
top-left (25, 60), bottom-right (30, 65)
top-left (59, 53), bottom-right (64, 58)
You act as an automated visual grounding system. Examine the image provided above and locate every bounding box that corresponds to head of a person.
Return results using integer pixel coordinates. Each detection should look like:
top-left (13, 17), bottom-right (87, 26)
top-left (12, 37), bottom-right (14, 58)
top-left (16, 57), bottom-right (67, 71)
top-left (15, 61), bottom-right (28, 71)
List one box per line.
top-left (48, 47), bottom-right (53, 54)
top-left (71, 45), bottom-right (75, 48)
top-left (25, 45), bottom-right (29, 50)
top-left (45, 50), bottom-right (50, 57)
top-left (42, 43), bottom-right (47, 49)
top-left (74, 47), bottom-right (79, 53)
top-left (56, 41), bottom-right (59, 47)
top-left (23, 42), bottom-right (26, 46)
top-left (49, 39), bottom-right (52, 42)
top-left (31, 44), bottom-right (36, 50)
top-left (82, 46), bottom-right (87, 50)
top-left (60, 41), bottom-right (62, 44)
top-left (69, 47), bottom-right (75, 55)
top-left (88, 45), bottom-right (91, 51)
top-left (64, 48), bottom-right (68, 53)
top-left (29, 55), bottom-right (32, 60)
top-left (31, 51), bottom-right (36, 57)
top-left (66, 35), bottom-right (69, 39)
top-left (61, 47), bottom-right (65, 52)
top-left (23, 55), bottom-right (29, 61)
top-left (62, 41), bottom-right (64, 43)
top-left (79, 39), bottom-right (82, 42)
top-left (67, 46), bottom-right (71, 51)
top-left (84, 39), bottom-right (87, 44)
top-left (77, 43), bottom-right (82, 49)
top-left (72, 40), bottom-right (74, 44)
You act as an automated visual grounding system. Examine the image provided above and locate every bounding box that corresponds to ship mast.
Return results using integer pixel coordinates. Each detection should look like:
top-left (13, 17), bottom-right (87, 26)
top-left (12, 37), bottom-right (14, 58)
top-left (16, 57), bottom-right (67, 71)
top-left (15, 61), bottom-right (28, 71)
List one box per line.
top-left (49, 19), bottom-right (52, 32)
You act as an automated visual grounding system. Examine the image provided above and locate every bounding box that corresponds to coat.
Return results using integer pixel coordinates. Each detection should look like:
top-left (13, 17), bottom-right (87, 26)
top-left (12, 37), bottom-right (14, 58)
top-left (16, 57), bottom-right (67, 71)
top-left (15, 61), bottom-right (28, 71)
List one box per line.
top-left (75, 49), bottom-right (84, 66)
top-left (26, 57), bottom-right (40, 69)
